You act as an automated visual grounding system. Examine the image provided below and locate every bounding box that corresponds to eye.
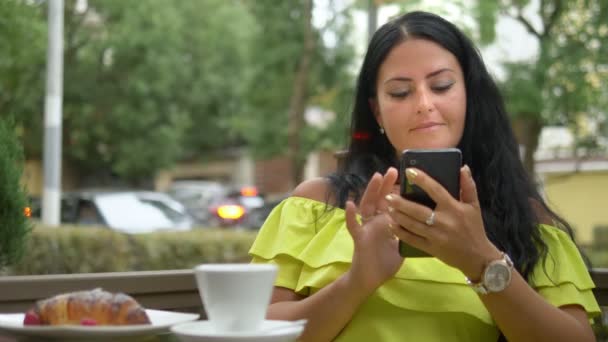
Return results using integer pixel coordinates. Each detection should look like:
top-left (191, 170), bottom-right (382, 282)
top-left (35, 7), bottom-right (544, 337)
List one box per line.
top-left (432, 82), bottom-right (454, 93)
top-left (388, 91), bottom-right (410, 98)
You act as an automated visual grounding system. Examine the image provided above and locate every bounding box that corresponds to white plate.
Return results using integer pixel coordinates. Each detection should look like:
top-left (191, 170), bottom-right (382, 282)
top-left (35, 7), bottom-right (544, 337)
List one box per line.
top-left (171, 320), bottom-right (305, 342)
top-left (0, 309), bottom-right (199, 338)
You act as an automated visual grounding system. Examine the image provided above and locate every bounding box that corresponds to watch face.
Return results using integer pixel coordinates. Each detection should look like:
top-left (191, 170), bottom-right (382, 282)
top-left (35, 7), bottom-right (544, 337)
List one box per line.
top-left (483, 263), bottom-right (512, 292)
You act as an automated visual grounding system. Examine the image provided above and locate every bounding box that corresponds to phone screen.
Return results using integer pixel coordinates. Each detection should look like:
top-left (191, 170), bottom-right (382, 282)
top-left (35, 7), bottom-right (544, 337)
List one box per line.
top-left (398, 148), bottom-right (462, 257)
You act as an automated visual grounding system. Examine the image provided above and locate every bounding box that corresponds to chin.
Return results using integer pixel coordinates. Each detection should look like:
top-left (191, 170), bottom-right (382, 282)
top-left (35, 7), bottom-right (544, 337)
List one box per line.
top-left (405, 141), bottom-right (454, 150)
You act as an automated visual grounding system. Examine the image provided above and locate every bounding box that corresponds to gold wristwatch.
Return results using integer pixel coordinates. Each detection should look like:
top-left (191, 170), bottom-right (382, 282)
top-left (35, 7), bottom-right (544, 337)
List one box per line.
top-left (466, 252), bottom-right (514, 295)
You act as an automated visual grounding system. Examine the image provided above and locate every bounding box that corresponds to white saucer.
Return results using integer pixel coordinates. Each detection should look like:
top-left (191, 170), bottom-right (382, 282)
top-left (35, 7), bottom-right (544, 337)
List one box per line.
top-left (0, 309), bottom-right (199, 338)
top-left (170, 320), bottom-right (305, 342)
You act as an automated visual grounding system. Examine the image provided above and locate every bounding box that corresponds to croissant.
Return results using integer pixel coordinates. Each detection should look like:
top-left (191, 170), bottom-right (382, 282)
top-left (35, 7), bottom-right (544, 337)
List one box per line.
top-left (23, 288), bottom-right (151, 326)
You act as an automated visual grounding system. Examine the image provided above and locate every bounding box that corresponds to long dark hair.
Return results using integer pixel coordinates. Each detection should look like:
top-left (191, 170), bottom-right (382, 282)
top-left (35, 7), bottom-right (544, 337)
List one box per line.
top-left (327, 11), bottom-right (577, 282)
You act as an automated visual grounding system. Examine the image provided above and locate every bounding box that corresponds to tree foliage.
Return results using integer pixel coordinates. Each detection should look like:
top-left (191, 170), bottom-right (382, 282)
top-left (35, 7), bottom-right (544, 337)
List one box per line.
top-left (1, 0), bottom-right (356, 186)
top-left (475, 0), bottom-right (608, 172)
top-left (60, 0), bottom-right (259, 184)
top-left (230, 0), bottom-right (356, 163)
top-left (0, 0), bottom-right (47, 157)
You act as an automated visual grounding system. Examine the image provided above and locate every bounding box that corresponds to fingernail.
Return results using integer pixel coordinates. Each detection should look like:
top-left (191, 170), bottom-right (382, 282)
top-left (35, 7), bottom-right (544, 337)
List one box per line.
top-left (388, 206), bottom-right (394, 213)
top-left (385, 194), bottom-right (394, 202)
top-left (405, 168), bottom-right (418, 181)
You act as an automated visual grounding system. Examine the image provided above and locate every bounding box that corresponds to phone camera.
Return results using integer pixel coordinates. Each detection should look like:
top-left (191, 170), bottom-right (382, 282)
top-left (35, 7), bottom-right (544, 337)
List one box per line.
top-left (409, 160), bottom-right (417, 165)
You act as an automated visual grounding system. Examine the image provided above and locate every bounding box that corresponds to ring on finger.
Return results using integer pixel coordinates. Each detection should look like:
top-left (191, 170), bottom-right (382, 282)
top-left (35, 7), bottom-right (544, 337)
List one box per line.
top-left (425, 210), bottom-right (436, 226)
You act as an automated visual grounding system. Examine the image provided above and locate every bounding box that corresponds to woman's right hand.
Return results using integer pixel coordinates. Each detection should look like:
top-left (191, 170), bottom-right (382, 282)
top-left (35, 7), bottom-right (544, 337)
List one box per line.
top-left (344, 167), bottom-right (403, 293)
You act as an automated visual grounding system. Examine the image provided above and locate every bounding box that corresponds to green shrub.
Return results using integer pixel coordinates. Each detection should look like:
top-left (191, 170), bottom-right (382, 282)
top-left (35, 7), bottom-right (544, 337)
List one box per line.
top-left (4, 224), bottom-right (259, 275)
top-left (0, 119), bottom-right (32, 269)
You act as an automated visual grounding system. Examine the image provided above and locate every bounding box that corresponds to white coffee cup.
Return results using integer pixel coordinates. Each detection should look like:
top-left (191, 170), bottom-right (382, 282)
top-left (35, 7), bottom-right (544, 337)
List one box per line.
top-left (193, 263), bottom-right (277, 332)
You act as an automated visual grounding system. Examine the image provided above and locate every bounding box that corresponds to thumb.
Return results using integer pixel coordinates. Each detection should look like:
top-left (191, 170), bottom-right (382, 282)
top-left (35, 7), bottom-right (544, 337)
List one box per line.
top-left (460, 165), bottom-right (479, 207)
top-left (344, 200), bottom-right (362, 239)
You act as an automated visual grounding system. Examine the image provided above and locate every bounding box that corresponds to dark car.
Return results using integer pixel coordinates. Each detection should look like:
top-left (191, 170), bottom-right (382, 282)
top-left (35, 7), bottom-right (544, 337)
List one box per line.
top-left (242, 195), bottom-right (287, 229)
top-left (168, 181), bottom-right (265, 228)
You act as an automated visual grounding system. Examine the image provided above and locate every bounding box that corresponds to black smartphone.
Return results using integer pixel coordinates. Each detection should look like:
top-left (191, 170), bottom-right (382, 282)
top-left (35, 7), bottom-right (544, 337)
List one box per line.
top-left (398, 148), bottom-right (462, 257)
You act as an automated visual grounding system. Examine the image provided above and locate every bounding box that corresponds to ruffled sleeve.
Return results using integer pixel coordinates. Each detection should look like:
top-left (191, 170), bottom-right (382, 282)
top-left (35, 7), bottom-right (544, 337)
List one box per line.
top-left (530, 224), bottom-right (601, 319)
top-left (249, 196), bottom-right (349, 295)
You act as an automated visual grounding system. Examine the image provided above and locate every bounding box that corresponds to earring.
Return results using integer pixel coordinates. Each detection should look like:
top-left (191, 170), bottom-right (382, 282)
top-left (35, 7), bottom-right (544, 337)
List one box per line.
top-left (379, 127), bottom-right (385, 134)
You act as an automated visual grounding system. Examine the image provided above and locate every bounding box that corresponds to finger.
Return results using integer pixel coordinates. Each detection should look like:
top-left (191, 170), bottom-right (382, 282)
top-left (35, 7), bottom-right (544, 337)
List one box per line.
top-left (390, 224), bottom-right (431, 252)
top-left (387, 208), bottom-right (433, 239)
top-left (385, 194), bottom-right (436, 229)
top-left (404, 168), bottom-right (454, 207)
top-left (377, 167), bottom-right (399, 212)
top-left (460, 165), bottom-right (479, 207)
top-left (359, 172), bottom-right (383, 217)
top-left (386, 215), bottom-right (400, 239)
top-left (345, 200), bottom-right (361, 239)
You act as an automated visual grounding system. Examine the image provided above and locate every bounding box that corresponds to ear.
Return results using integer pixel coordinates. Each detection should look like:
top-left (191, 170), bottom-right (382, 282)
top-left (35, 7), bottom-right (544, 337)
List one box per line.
top-left (368, 98), bottom-right (382, 127)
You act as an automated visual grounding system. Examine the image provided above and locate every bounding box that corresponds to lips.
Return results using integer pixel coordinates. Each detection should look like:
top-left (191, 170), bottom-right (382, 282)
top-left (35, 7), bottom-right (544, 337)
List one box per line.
top-left (411, 122), bottom-right (444, 131)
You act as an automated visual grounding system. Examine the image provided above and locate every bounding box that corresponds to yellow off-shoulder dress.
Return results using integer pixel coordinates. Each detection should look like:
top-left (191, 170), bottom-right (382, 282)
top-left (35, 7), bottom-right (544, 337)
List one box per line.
top-left (249, 196), bottom-right (601, 341)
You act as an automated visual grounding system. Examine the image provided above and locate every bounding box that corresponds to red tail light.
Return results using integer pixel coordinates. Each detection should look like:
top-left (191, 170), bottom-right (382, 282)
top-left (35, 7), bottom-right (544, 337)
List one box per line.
top-left (24, 207), bottom-right (32, 218)
top-left (217, 205), bottom-right (245, 220)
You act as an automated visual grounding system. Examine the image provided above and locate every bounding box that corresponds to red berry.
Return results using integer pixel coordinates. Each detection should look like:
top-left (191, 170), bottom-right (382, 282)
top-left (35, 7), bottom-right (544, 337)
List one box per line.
top-left (23, 310), bottom-right (40, 325)
top-left (80, 318), bottom-right (97, 326)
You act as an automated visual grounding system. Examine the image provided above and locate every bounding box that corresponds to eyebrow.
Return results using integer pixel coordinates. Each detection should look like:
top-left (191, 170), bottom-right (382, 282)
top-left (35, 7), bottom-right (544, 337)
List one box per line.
top-left (383, 68), bottom-right (455, 84)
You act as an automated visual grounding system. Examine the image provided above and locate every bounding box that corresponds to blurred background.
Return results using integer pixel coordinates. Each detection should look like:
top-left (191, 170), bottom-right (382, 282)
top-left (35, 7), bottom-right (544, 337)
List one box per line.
top-left (2, 0), bottom-right (608, 272)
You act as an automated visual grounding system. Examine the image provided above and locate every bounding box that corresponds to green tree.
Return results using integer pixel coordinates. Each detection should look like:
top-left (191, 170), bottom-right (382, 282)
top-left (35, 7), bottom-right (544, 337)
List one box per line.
top-left (475, 0), bottom-right (608, 175)
top-left (234, 0), bottom-right (356, 186)
top-left (2, 0), bottom-right (259, 185)
top-left (0, 0), bottom-right (47, 157)
top-left (60, 0), bottom-right (258, 184)
top-left (3, 0), bottom-right (355, 187)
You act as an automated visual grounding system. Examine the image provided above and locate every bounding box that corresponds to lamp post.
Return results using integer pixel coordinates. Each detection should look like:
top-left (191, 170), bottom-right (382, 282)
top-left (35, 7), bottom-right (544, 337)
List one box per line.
top-left (367, 0), bottom-right (377, 42)
top-left (42, 0), bottom-right (64, 226)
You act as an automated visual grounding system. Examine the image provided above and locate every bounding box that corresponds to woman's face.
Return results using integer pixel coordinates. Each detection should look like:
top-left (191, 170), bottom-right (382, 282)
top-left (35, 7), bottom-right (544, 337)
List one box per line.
top-left (371, 38), bottom-right (466, 154)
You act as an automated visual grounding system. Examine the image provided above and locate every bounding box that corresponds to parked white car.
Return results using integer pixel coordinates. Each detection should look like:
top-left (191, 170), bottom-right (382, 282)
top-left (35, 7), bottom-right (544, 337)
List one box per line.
top-left (59, 190), bottom-right (194, 234)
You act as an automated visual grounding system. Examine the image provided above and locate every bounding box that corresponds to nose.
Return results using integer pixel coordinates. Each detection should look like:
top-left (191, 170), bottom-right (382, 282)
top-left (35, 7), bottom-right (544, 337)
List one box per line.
top-left (415, 88), bottom-right (434, 114)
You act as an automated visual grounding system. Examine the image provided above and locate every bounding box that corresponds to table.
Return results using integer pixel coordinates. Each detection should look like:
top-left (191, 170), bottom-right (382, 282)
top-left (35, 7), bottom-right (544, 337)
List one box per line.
top-left (0, 271), bottom-right (205, 341)
top-left (0, 332), bottom-right (181, 341)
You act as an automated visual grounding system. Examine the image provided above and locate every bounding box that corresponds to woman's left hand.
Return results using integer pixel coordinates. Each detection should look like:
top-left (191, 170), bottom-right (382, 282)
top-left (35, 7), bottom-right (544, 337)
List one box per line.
top-left (385, 165), bottom-right (502, 280)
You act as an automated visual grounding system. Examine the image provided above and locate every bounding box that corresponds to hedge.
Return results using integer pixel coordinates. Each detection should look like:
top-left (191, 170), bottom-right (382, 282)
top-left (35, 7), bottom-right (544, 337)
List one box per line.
top-left (2, 224), bottom-right (259, 275)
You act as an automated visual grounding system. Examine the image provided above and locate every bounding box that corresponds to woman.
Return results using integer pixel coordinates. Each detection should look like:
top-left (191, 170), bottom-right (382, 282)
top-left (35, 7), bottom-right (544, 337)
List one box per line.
top-left (249, 11), bottom-right (599, 341)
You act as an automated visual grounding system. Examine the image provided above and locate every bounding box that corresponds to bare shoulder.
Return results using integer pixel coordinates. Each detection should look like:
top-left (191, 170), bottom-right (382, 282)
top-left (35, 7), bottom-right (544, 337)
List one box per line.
top-left (291, 177), bottom-right (333, 204)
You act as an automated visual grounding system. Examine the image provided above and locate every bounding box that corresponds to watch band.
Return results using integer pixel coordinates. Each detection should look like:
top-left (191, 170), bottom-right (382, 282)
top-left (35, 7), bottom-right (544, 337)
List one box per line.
top-left (466, 252), bottom-right (514, 295)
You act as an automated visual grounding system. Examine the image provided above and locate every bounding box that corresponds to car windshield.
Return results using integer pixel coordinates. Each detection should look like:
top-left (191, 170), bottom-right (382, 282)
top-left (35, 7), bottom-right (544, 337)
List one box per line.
top-left (139, 198), bottom-right (189, 222)
top-left (94, 193), bottom-right (174, 233)
top-left (168, 182), bottom-right (228, 207)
